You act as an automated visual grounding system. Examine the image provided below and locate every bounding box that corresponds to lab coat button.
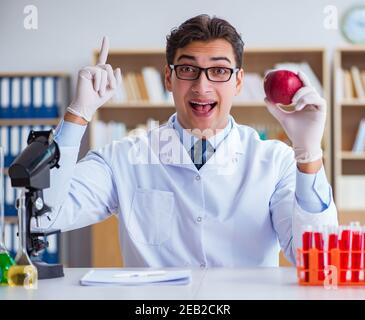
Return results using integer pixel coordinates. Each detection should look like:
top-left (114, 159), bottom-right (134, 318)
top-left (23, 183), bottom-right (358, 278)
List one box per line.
top-left (200, 263), bottom-right (206, 268)
top-left (197, 216), bottom-right (202, 223)
top-left (195, 175), bottom-right (201, 181)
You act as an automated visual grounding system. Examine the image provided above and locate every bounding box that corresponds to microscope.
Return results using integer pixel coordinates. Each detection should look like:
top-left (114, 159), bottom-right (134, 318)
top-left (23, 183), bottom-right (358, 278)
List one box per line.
top-left (8, 129), bottom-right (64, 279)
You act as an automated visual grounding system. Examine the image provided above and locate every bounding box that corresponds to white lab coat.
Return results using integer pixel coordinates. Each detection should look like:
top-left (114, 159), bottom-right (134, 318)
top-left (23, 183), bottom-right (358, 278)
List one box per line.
top-left (40, 114), bottom-right (338, 267)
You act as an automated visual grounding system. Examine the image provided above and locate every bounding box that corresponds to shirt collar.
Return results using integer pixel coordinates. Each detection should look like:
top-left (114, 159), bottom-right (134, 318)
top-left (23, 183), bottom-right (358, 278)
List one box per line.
top-left (172, 113), bottom-right (233, 153)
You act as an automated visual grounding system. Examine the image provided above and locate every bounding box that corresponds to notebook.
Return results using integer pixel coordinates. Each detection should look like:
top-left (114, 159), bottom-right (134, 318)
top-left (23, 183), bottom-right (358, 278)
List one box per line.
top-left (80, 269), bottom-right (192, 286)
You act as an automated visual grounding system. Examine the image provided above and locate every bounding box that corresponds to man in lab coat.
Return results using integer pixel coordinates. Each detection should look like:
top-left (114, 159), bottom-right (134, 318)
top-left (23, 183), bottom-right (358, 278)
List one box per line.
top-left (40, 14), bottom-right (337, 267)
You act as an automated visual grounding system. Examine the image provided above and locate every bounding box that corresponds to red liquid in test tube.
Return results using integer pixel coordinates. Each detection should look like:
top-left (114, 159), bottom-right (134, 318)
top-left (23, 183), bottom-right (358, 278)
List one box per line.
top-left (328, 232), bottom-right (338, 266)
top-left (302, 228), bottom-right (313, 283)
top-left (363, 227), bottom-right (365, 282)
top-left (327, 227), bottom-right (338, 285)
top-left (339, 227), bottom-right (351, 283)
top-left (350, 222), bottom-right (362, 282)
top-left (314, 231), bottom-right (325, 281)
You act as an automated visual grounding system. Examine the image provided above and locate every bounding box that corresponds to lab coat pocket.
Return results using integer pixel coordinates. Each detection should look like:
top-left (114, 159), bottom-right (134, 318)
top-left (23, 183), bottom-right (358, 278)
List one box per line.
top-left (127, 188), bottom-right (175, 246)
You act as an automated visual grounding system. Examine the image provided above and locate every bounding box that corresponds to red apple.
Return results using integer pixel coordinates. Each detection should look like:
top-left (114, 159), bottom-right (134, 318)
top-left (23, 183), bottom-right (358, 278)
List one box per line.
top-left (263, 70), bottom-right (303, 105)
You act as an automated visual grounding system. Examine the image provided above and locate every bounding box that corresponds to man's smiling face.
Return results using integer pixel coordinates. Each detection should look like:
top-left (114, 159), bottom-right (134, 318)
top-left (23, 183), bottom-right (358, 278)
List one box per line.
top-left (165, 39), bottom-right (243, 137)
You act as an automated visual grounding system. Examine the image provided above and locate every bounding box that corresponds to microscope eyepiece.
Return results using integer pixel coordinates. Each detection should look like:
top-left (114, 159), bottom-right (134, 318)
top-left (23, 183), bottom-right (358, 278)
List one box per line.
top-left (8, 130), bottom-right (60, 189)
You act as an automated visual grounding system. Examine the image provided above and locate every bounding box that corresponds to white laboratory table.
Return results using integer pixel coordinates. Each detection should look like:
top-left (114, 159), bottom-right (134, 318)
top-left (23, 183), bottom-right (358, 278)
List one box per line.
top-left (1, 267), bottom-right (365, 300)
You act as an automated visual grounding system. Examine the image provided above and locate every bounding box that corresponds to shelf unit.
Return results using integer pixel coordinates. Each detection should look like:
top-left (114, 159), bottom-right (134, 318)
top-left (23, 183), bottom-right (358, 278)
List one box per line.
top-left (89, 47), bottom-right (330, 267)
top-left (0, 72), bottom-right (69, 263)
top-left (333, 47), bottom-right (365, 219)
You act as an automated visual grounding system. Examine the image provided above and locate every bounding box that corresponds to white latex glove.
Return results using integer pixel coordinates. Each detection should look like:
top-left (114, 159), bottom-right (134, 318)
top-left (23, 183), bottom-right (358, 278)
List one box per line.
top-left (67, 36), bottom-right (122, 122)
top-left (265, 71), bottom-right (327, 163)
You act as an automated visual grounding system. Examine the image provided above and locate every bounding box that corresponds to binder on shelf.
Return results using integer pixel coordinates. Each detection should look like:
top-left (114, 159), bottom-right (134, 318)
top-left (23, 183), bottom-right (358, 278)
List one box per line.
top-left (32, 76), bottom-right (43, 118)
top-left (22, 77), bottom-right (32, 118)
top-left (56, 76), bottom-right (69, 116)
top-left (10, 77), bottom-right (21, 118)
top-left (1, 126), bottom-right (9, 167)
top-left (10, 126), bottom-right (20, 160)
top-left (0, 77), bottom-right (10, 118)
top-left (0, 75), bottom-right (69, 119)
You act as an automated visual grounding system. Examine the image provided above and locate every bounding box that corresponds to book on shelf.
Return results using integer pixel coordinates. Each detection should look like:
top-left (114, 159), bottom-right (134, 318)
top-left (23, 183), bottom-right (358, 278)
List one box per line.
top-left (361, 71), bottom-right (365, 95)
top-left (337, 175), bottom-right (365, 209)
top-left (335, 68), bottom-right (344, 102)
top-left (233, 61), bottom-right (322, 104)
top-left (344, 69), bottom-right (354, 99)
top-left (91, 119), bottom-right (160, 149)
top-left (352, 118), bottom-right (365, 153)
top-left (135, 72), bottom-right (149, 101)
top-left (112, 71), bottom-right (126, 103)
top-left (350, 66), bottom-right (365, 100)
top-left (112, 67), bottom-right (171, 104)
top-left (141, 67), bottom-right (166, 103)
top-left (340, 67), bottom-right (365, 101)
top-left (233, 73), bottom-right (265, 103)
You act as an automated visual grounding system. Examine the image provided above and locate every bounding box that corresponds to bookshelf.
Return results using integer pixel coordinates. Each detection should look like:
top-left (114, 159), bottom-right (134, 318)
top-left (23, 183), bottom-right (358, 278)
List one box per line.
top-left (0, 72), bottom-right (70, 263)
top-left (333, 47), bottom-right (365, 220)
top-left (89, 47), bottom-right (330, 267)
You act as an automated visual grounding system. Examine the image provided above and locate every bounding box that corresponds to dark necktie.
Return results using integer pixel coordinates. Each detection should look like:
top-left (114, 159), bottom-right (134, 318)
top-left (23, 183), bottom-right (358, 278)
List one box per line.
top-left (191, 139), bottom-right (215, 170)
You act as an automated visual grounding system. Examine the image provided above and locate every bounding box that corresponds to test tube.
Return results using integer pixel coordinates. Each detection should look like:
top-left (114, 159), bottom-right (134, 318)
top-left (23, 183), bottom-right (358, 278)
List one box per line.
top-left (313, 226), bottom-right (325, 281)
top-left (350, 222), bottom-right (362, 283)
top-left (339, 225), bottom-right (351, 283)
top-left (361, 226), bottom-right (365, 282)
top-left (327, 225), bottom-right (339, 267)
top-left (302, 225), bottom-right (313, 283)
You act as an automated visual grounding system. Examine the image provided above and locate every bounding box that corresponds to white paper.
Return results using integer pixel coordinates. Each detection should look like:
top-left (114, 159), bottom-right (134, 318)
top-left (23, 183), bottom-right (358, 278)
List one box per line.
top-left (80, 269), bottom-right (192, 286)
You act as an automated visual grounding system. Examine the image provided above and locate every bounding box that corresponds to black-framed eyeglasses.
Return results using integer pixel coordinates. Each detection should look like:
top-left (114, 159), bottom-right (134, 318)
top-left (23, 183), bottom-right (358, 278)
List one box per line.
top-left (169, 64), bottom-right (239, 82)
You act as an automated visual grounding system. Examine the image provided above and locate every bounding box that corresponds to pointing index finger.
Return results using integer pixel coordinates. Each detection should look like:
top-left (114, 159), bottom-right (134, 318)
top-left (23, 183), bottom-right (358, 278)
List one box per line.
top-left (97, 36), bottom-right (109, 65)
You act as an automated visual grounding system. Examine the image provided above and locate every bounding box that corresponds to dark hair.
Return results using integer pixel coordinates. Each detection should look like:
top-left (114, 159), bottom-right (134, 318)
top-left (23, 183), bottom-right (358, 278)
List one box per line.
top-left (166, 14), bottom-right (244, 68)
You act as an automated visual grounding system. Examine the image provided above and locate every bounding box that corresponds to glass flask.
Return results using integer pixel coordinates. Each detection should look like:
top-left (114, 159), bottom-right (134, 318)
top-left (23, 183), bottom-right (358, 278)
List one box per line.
top-left (0, 146), bottom-right (15, 285)
top-left (7, 189), bottom-right (37, 288)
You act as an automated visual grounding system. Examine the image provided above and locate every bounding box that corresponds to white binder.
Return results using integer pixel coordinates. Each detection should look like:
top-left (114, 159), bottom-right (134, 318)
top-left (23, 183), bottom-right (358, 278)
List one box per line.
top-left (10, 126), bottom-right (20, 157)
top-left (22, 77), bottom-right (31, 112)
top-left (11, 78), bottom-right (20, 110)
top-left (0, 126), bottom-right (8, 157)
top-left (44, 77), bottom-right (54, 109)
top-left (1, 77), bottom-right (10, 111)
top-left (33, 77), bottom-right (43, 110)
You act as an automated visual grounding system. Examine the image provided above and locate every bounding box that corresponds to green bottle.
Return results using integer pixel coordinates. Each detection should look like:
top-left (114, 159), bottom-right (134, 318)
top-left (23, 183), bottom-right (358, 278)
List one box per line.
top-left (0, 251), bottom-right (15, 284)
